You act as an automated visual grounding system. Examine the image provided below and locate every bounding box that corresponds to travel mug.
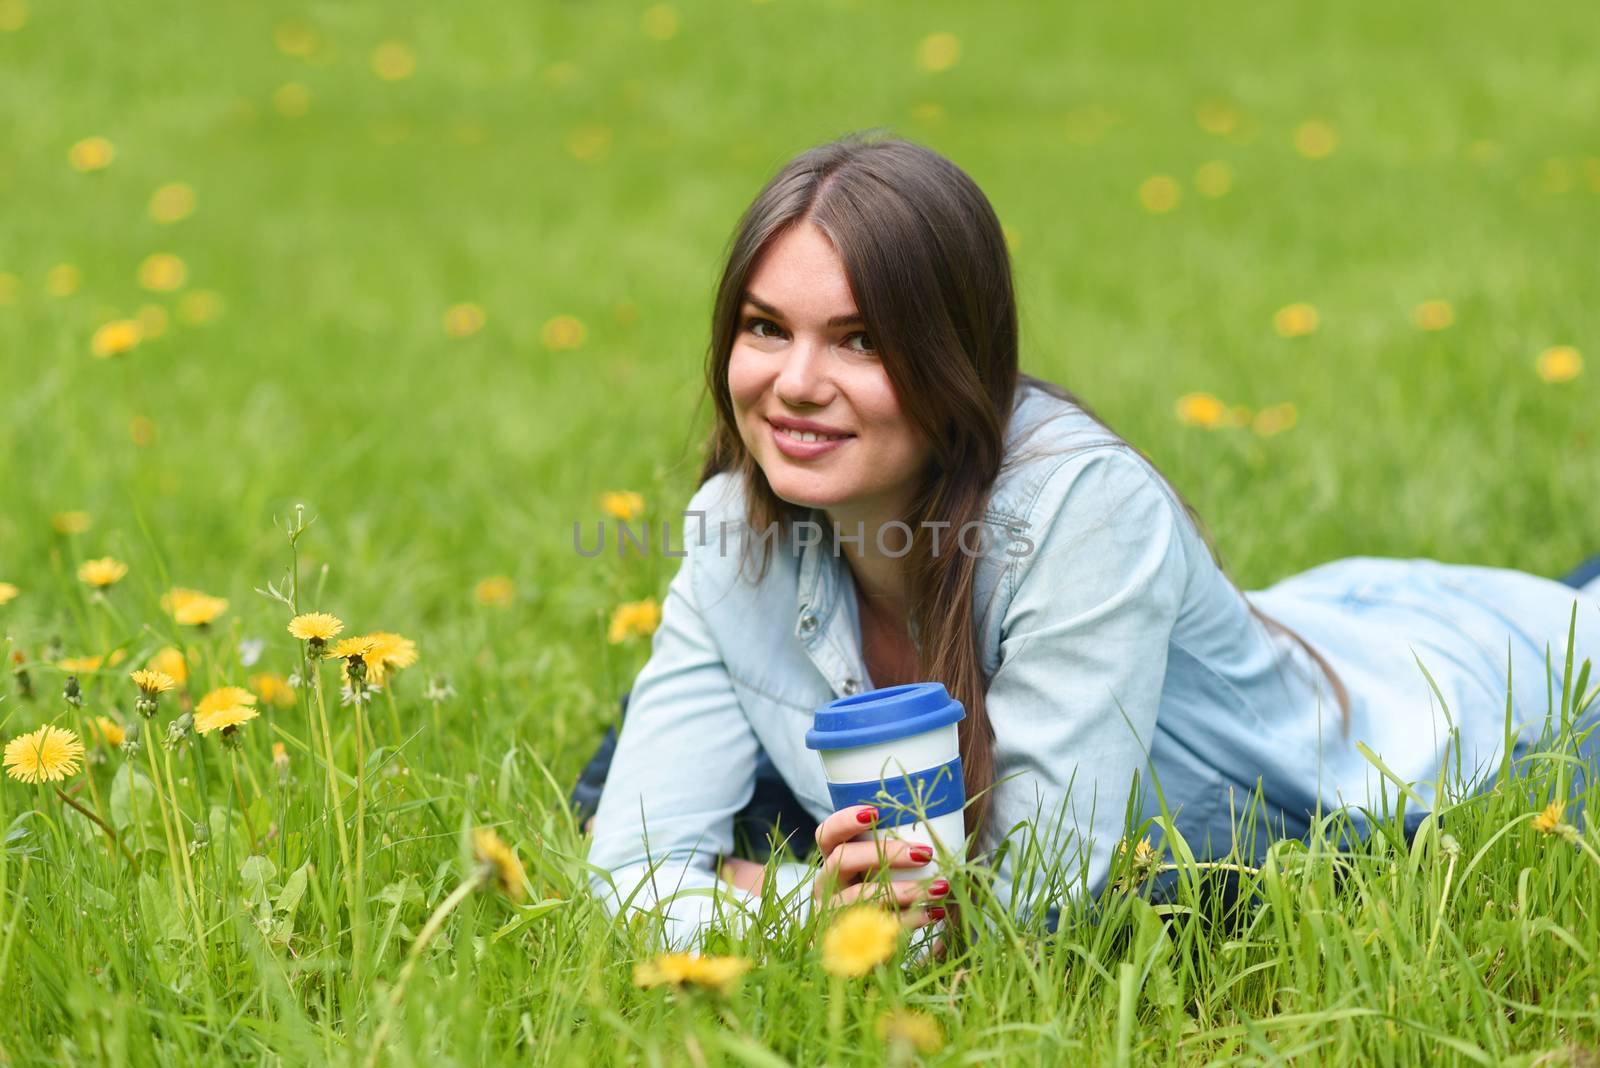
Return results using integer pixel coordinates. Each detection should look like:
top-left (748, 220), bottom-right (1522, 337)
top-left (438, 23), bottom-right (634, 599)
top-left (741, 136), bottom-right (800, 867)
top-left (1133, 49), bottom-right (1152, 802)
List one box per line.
top-left (805, 681), bottom-right (967, 881)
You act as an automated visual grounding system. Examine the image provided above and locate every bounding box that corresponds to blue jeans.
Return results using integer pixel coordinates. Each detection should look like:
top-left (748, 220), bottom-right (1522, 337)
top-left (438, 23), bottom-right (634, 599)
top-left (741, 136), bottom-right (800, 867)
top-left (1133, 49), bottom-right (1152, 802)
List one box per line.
top-left (570, 554), bottom-right (1600, 862)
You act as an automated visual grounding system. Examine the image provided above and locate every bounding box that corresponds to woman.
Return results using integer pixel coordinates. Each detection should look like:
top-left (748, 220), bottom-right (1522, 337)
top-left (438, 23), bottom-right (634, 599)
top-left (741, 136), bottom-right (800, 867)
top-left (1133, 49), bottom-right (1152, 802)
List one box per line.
top-left (580, 132), bottom-right (1600, 951)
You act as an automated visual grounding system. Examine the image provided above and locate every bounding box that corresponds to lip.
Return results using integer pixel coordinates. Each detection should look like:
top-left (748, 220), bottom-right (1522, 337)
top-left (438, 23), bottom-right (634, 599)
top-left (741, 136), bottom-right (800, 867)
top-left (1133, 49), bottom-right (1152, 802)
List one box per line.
top-left (768, 419), bottom-right (853, 460)
top-left (767, 415), bottom-right (853, 436)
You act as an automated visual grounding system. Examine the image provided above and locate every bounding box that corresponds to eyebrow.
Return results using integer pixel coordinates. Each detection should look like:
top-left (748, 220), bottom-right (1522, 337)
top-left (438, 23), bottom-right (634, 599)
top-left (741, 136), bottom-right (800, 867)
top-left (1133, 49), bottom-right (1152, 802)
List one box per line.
top-left (741, 290), bottom-right (864, 329)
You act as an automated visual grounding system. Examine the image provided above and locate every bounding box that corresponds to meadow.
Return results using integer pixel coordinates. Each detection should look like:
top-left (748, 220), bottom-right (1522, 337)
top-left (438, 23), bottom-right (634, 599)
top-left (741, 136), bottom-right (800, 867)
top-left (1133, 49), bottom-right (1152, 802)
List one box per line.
top-left (2, 0), bottom-right (1598, 1062)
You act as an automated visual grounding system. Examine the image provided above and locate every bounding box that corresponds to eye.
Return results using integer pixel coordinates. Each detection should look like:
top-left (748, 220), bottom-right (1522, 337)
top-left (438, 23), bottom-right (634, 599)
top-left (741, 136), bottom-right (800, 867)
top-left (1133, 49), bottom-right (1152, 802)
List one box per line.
top-left (744, 316), bottom-right (783, 340)
top-left (845, 330), bottom-right (877, 355)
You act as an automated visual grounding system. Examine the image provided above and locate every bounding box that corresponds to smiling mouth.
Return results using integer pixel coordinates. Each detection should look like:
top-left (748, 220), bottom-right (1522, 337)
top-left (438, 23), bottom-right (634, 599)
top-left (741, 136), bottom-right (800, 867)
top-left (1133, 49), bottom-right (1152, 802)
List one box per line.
top-left (772, 425), bottom-right (853, 444)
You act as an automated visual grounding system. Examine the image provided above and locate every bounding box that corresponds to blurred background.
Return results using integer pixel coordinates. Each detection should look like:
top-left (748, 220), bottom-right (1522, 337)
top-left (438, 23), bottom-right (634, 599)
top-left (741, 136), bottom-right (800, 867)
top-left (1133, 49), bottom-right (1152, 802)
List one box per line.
top-left (1, 0), bottom-right (1596, 745)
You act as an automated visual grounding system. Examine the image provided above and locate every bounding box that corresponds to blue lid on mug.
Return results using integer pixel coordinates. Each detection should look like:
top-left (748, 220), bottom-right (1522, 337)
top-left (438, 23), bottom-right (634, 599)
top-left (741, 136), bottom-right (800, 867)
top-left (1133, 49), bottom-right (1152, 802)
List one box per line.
top-left (805, 681), bottom-right (966, 750)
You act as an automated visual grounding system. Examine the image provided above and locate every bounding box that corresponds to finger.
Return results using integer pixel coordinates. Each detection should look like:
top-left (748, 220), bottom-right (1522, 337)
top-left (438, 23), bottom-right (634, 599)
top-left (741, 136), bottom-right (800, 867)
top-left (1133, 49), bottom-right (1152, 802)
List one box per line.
top-left (826, 876), bottom-right (937, 912)
top-left (821, 838), bottom-right (934, 882)
top-left (903, 901), bottom-right (949, 930)
top-left (814, 805), bottom-right (880, 856)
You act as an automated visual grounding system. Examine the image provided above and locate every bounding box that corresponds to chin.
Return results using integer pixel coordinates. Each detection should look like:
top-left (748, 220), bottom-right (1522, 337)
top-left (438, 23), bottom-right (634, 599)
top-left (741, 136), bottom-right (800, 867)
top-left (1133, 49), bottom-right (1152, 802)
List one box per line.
top-left (761, 466), bottom-right (850, 510)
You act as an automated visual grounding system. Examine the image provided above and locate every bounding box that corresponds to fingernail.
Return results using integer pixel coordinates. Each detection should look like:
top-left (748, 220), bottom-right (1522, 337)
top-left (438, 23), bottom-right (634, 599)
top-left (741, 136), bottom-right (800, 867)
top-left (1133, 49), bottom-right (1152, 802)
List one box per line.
top-left (927, 906), bottom-right (946, 921)
top-left (909, 846), bottom-right (933, 863)
top-left (856, 808), bottom-right (877, 825)
top-left (929, 879), bottom-right (949, 896)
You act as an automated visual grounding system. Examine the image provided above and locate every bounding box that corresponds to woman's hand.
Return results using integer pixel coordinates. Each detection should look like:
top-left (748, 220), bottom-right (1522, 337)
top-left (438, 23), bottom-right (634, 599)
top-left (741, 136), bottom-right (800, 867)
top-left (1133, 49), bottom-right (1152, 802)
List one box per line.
top-left (811, 805), bottom-right (949, 927)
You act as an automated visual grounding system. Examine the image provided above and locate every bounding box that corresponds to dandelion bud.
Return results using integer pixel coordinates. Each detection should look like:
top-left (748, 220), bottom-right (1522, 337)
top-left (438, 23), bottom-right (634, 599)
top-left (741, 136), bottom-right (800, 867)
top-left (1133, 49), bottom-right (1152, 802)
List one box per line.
top-left (121, 717), bottom-right (143, 757)
top-left (345, 654), bottom-right (368, 687)
top-left (44, 636), bottom-right (65, 661)
top-left (136, 693), bottom-right (158, 718)
top-left (166, 711), bottom-right (194, 747)
top-left (272, 742), bottom-right (290, 785)
top-left (190, 819), bottom-right (210, 853)
top-left (423, 675), bottom-right (456, 702)
top-left (64, 674), bottom-right (84, 708)
top-left (13, 665), bottom-right (32, 700)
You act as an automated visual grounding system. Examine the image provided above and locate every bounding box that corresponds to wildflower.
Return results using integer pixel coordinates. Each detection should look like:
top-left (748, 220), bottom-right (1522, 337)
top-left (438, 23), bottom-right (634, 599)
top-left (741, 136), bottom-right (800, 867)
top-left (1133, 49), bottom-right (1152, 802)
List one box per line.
top-left (1194, 161), bottom-right (1233, 198)
top-left (633, 952), bottom-right (752, 994)
top-left (148, 646), bottom-right (187, 685)
top-left (274, 20), bottom-right (319, 57)
top-left (540, 314), bottom-right (587, 350)
top-left (640, 4), bottom-right (678, 41)
top-left (198, 686), bottom-right (257, 720)
top-left (1294, 119), bottom-right (1338, 159)
top-left (1252, 402), bottom-right (1299, 438)
top-left (422, 675), bottom-right (456, 702)
top-left (1531, 800), bottom-right (1576, 841)
top-left (149, 182), bottom-right (196, 224)
top-left (443, 302), bottom-right (486, 338)
top-left (4, 725), bottom-right (86, 784)
top-left (1116, 835), bottom-right (1164, 889)
top-left (58, 654), bottom-right (104, 673)
top-left (1535, 345), bottom-right (1582, 384)
top-left (176, 290), bottom-right (223, 325)
top-left (1174, 392), bottom-right (1227, 429)
top-left (64, 675), bottom-right (84, 708)
top-left (77, 556), bottom-right (128, 588)
top-left (272, 82), bottom-right (311, 117)
top-left (166, 711), bottom-right (195, 747)
top-left (136, 252), bottom-right (187, 293)
top-left (359, 632), bottom-right (418, 687)
top-left (45, 264), bottom-right (81, 298)
top-left (162, 587), bottom-right (228, 626)
top-left (1413, 299), bottom-right (1454, 332)
top-left (821, 906), bottom-right (901, 978)
top-left (250, 672), bottom-right (295, 707)
top-left (194, 703), bottom-right (258, 743)
top-left (599, 490), bottom-right (645, 522)
top-left (88, 716), bottom-right (126, 747)
top-left (471, 826), bottom-right (528, 902)
top-left (914, 31), bottom-right (960, 73)
top-left (52, 510), bottom-right (91, 534)
top-left (68, 136), bottom-right (114, 172)
top-left (289, 611), bottom-right (344, 650)
top-left (272, 742), bottom-right (290, 783)
top-left (371, 39), bottom-right (416, 80)
top-left (0, 581), bottom-right (18, 605)
top-left (237, 637), bottom-right (265, 667)
top-left (474, 575), bottom-right (515, 607)
top-left (90, 319), bottom-right (142, 358)
top-left (607, 599), bottom-right (662, 644)
top-left (189, 817), bottom-right (209, 854)
top-left (876, 1009), bottom-right (946, 1055)
top-left (325, 636), bottom-right (376, 698)
top-left (1195, 99), bottom-right (1240, 136)
top-left (1273, 302), bottom-right (1320, 338)
top-left (1138, 175), bottom-right (1180, 214)
top-left (120, 717), bottom-right (143, 756)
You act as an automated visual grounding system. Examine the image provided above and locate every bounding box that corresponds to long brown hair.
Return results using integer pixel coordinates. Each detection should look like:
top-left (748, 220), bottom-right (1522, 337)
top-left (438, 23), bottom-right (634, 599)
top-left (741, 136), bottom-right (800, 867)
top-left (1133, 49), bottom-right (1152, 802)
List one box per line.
top-left (691, 129), bottom-right (1350, 851)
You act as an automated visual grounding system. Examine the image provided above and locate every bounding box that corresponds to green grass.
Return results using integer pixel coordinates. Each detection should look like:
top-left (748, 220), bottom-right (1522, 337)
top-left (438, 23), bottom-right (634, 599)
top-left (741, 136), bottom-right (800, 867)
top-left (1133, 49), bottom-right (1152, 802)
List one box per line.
top-left (2, 0), bottom-right (1599, 1062)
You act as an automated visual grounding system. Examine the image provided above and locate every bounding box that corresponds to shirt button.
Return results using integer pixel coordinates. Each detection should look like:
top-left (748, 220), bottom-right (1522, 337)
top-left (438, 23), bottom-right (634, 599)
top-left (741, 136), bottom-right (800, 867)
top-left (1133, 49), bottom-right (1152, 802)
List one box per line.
top-left (841, 677), bottom-right (861, 695)
top-left (799, 612), bottom-right (819, 634)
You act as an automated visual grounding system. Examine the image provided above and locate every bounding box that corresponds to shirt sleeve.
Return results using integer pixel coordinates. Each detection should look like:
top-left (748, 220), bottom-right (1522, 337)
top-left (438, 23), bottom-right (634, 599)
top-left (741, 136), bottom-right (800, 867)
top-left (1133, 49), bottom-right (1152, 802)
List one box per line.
top-left (584, 484), bottom-right (796, 950)
top-left (977, 444), bottom-right (1190, 936)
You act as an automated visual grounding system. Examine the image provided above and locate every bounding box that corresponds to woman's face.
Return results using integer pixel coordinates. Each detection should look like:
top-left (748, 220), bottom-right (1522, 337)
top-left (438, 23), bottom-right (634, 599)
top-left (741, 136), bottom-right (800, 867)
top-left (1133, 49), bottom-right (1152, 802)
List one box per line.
top-left (728, 222), bottom-right (931, 521)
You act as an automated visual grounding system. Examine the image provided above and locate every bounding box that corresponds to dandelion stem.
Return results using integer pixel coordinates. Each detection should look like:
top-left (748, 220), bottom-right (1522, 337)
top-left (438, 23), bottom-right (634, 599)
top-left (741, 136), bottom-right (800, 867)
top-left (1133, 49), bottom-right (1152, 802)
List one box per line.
top-left (52, 786), bottom-right (138, 870)
top-left (229, 751), bottom-right (258, 852)
top-left (144, 738), bottom-right (190, 919)
top-left (362, 871), bottom-right (487, 1068)
top-left (311, 660), bottom-right (361, 970)
top-left (161, 741), bottom-right (206, 943)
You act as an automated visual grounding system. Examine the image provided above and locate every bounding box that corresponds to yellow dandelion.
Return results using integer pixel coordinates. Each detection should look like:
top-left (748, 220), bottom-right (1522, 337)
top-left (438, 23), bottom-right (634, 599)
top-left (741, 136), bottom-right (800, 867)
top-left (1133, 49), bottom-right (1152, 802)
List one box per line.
top-left (607, 599), bottom-right (662, 644)
top-left (68, 136), bottom-right (114, 172)
top-left (443, 302), bottom-right (486, 338)
top-left (45, 263), bottom-right (81, 297)
top-left (324, 635), bottom-right (377, 662)
top-left (176, 289), bottom-right (223, 325)
top-left (915, 32), bottom-right (960, 73)
top-left (1531, 799), bottom-right (1568, 836)
top-left (0, 0), bottom-right (27, 33)
top-left (360, 631), bottom-right (418, 686)
top-left (821, 905), bottom-right (901, 978)
top-left (77, 556), bottom-right (129, 589)
top-left (59, 655), bottom-right (104, 673)
top-left (1195, 160), bottom-right (1233, 198)
top-left (1195, 99), bottom-right (1240, 136)
top-left (565, 124), bottom-right (611, 162)
top-left (1413, 299), bottom-right (1454, 332)
top-left (911, 101), bottom-right (945, 124)
top-left (640, 3), bottom-right (678, 39)
top-left (272, 741), bottom-right (290, 774)
top-left (1252, 402), bottom-right (1299, 438)
top-left (0, 271), bottom-right (17, 304)
top-left (274, 20), bottom-right (319, 58)
top-left (130, 669), bottom-right (176, 696)
top-left (600, 490), bottom-right (645, 522)
top-left (1138, 175), bottom-right (1181, 214)
top-left (52, 510), bottom-right (91, 534)
top-left (197, 686), bottom-right (257, 719)
top-left (4, 725), bottom-right (86, 784)
top-left (0, 582), bottom-right (18, 605)
top-left (474, 575), bottom-right (515, 607)
top-left (633, 952), bottom-right (752, 994)
top-left (876, 1009), bottom-right (945, 1055)
top-left (1174, 392), bottom-right (1228, 429)
top-left (137, 252), bottom-right (187, 293)
top-left (371, 39), bottom-right (416, 81)
top-left (272, 82), bottom-right (311, 118)
top-left (250, 672), bottom-right (295, 708)
top-left (149, 181), bottom-right (196, 223)
top-left (135, 304), bottom-right (169, 340)
top-left (162, 587), bottom-right (228, 626)
top-left (88, 716), bottom-right (126, 748)
top-left (1294, 119), bottom-right (1338, 160)
top-left (195, 703), bottom-right (259, 735)
top-left (541, 313), bottom-right (587, 350)
top-left (90, 319), bottom-right (143, 359)
top-left (288, 612), bottom-right (344, 643)
top-left (148, 646), bottom-right (187, 685)
top-left (1535, 346), bottom-right (1582, 384)
top-left (471, 826), bottom-right (527, 902)
top-left (1273, 302), bottom-right (1320, 338)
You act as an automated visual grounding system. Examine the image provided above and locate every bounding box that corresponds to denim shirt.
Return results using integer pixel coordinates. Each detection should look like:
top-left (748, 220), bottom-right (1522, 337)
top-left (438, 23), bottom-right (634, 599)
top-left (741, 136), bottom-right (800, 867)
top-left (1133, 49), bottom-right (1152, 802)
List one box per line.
top-left (586, 382), bottom-right (1600, 949)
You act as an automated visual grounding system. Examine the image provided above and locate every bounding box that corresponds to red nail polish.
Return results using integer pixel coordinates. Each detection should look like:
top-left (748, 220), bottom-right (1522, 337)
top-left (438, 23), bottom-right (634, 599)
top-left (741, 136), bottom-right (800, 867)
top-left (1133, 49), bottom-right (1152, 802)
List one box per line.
top-left (927, 906), bottom-right (947, 921)
top-left (856, 808), bottom-right (877, 825)
top-left (909, 846), bottom-right (933, 863)
top-left (929, 879), bottom-right (949, 896)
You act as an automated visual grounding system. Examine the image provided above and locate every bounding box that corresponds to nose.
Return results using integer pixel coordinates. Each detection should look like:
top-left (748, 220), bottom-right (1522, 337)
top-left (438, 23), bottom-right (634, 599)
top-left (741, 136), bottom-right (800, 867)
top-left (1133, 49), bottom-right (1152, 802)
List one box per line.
top-left (772, 337), bottom-right (835, 408)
